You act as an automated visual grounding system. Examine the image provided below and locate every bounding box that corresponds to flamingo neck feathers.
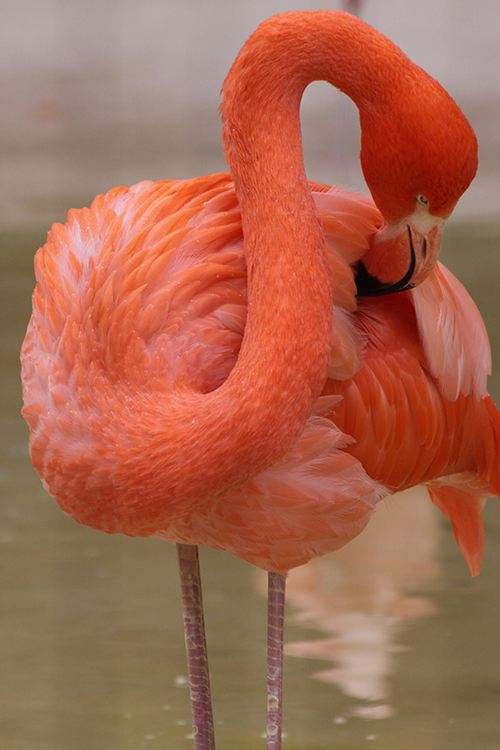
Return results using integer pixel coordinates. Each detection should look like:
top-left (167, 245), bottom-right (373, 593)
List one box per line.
top-left (221, 10), bottom-right (477, 223)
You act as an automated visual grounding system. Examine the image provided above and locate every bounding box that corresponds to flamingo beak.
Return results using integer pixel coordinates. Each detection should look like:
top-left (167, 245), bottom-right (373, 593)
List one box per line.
top-left (356, 222), bottom-right (444, 297)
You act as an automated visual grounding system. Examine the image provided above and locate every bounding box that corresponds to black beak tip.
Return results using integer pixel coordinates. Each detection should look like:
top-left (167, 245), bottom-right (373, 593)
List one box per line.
top-left (356, 227), bottom-right (416, 297)
top-left (355, 261), bottom-right (414, 297)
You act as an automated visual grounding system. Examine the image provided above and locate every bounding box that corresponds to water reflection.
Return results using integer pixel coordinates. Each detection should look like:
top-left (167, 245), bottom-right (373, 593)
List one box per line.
top-left (284, 487), bottom-right (440, 711)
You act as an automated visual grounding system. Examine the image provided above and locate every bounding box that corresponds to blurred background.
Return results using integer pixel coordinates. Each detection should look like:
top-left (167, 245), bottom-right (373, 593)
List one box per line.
top-left (1, 0), bottom-right (500, 228)
top-left (1, 1), bottom-right (500, 749)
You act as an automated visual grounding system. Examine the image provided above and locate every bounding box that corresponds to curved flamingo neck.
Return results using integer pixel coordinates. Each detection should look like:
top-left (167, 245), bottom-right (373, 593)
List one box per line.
top-left (138, 11), bottom-right (440, 512)
top-left (230, 14), bottom-right (395, 94)
top-left (221, 10), bottom-right (477, 222)
top-left (220, 11), bottom-right (404, 171)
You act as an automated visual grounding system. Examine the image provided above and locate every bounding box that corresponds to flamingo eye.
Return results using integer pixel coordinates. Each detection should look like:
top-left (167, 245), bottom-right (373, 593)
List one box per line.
top-left (416, 194), bottom-right (429, 205)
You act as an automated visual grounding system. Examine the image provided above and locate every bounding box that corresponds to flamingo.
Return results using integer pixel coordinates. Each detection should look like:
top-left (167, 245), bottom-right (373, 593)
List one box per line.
top-left (20, 10), bottom-right (499, 750)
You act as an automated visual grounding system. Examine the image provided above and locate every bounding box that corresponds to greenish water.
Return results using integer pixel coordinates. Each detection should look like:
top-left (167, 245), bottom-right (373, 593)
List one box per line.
top-left (1, 225), bottom-right (500, 749)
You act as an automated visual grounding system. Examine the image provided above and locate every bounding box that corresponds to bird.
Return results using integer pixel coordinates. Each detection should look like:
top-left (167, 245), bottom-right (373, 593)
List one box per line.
top-left (20, 10), bottom-right (499, 750)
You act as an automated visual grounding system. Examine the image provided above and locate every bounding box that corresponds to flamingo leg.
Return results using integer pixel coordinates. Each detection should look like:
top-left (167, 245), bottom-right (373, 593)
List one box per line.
top-left (176, 544), bottom-right (216, 750)
top-left (267, 572), bottom-right (286, 750)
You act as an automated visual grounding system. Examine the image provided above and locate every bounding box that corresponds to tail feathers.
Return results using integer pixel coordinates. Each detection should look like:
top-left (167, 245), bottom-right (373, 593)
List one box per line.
top-left (428, 395), bottom-right (500, 577)
top-left (427, 485), bottom-right (486, 577)
top-left (484, 395), bottom-right (500, 499)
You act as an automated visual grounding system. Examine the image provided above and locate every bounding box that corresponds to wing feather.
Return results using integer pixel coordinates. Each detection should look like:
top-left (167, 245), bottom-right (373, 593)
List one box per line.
top-left (410, 261), bottom-right (491, 400)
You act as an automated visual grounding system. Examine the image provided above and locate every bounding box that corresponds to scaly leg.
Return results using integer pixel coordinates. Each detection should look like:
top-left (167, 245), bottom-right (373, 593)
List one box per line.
top-left (177, 544), bottom-right (216, 750)
top-left (267, 572), bottom-right (286, 750)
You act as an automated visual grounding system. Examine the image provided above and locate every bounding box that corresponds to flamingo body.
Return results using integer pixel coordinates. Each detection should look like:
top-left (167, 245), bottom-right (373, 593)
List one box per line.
top-left (21, 175), bottom-right (500, 576)
top-left (20, 11), bottom-right (497, 747)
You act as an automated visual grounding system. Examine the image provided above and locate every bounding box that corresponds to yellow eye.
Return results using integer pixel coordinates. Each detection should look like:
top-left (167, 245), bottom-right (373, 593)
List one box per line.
top-left (416, 194), bottom-right (429, 205)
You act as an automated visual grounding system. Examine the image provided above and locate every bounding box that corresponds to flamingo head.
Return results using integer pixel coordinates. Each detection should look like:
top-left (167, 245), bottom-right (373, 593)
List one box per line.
top-left (355, 71), bottom-right (478, 297)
